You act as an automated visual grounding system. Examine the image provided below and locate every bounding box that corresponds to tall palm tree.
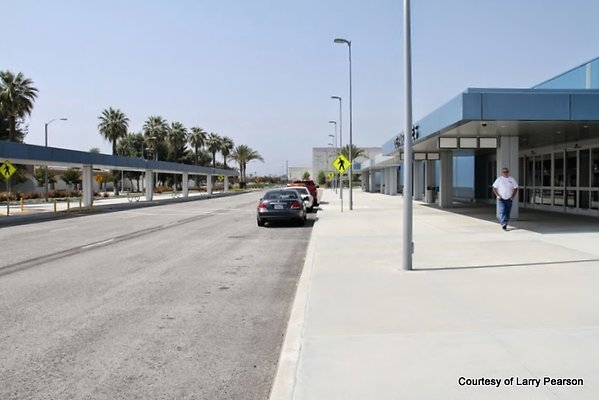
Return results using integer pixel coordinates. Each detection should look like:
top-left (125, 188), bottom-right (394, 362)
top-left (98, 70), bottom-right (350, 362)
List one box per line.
top-left (188, 126), bottom-right (207, 166)
top-left (220, 136), bottom-right (234, 168)
top-left (166, 121), bottom-right (187, 163)
top-left (0, 70), bottom-right (38, 141)
top-left (98, 107), bottom-right (129, 155)
top-left (142, 115), bottom-right (168, 161)
top-left (206, 132), bottom-right (222, 168)
top-left (231, 144), bottom-right (264, 188)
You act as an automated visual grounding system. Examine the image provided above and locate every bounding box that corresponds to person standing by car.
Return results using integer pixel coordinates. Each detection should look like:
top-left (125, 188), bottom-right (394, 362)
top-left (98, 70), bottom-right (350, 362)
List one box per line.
top-left (492, 167), bottom-right (518, 230)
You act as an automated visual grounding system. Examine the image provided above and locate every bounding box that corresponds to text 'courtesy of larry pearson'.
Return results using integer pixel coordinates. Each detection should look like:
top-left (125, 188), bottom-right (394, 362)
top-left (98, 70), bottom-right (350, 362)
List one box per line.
top-left (458, 376), bottom-right (584, 388)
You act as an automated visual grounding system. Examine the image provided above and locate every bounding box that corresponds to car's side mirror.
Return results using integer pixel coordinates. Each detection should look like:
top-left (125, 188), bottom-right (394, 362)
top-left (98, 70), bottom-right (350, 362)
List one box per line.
top-left (259, 197), bottom-right (263, 201)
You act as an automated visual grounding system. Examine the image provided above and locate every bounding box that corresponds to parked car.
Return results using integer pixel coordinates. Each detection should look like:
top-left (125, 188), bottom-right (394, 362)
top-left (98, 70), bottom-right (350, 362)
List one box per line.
top-left (289, 179), bottom-right (318, 207)
top-left (286, 185), bottom-right (314, 211)
top-left (257, 188), bottom-right (307, 226)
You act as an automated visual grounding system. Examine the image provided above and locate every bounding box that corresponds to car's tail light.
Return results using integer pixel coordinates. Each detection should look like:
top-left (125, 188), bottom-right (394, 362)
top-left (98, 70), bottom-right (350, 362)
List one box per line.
top-left (258, 201), bottom-right (267, 209)
top-left (290, 201), bottom-right (302, 209)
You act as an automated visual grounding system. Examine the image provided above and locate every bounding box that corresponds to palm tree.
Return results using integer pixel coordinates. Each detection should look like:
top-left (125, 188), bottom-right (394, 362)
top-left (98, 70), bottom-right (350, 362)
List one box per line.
top-left (231, 144), bottom-right (264, 188)
top-left (188, 126), bottom-right (207, 166)
top-left (142, 115), bottom-right (168, 161)
top-left (220, 136), bottom-right (234, 168)
top-left (98, 107), bottom-right (129, 155)
top-left (340, 144), bottom-right (367, 160)
top-left (166, 121), bottom-right (187, 163)
top-left (206, 132), bottom-right (222, 168)
top-left (0, 70), bottom-right (38, 141)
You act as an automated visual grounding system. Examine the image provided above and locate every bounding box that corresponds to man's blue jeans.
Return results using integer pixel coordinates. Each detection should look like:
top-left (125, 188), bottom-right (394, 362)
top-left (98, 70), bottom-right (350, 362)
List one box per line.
top-left (498, 198), bottom-right (512, 226)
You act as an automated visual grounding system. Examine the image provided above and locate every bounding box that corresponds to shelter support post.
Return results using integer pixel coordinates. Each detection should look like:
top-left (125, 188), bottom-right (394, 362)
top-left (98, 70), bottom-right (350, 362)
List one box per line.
top-left (145, 170), bottom-right (154, 201)
top-left (439, 152), bottom-right (453, 208)
top-left (81, 165), bottom-right (93, 208)
top-left (414, 161), bottom-right (423, 200)
top-left (425, 160), bottom-right (436, 204)
top-left (182, 172), bottom-right (189, 197)
top-left (497, 136), bottom-right (519, 220)
top-left (207, 175), bottom-right (213, 195)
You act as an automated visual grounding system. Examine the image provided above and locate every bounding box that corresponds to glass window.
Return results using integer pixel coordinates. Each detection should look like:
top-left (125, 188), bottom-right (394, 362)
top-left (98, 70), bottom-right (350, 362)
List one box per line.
top-left (579, 190), bottom-right (590, 210)
top-left (534, 158), bottom-right (542, 186)
top-left (535, 65), bottom-right (587, 89)
top-left (580, 149), bottom-right (590, 187)
top-left (566, 151), bottom-right (577, 187)
top-left (592, 148), bottom-right (599, 187)
top-left (591, 59), bottom-right (599, 88)
top-left (526, 157), bottom-right (534, 187)
top-left (545, 189), bottom-right (554, 205)
top-left (534, 189), bottom-right (541, 205)
top-left (566, 190), bottom-right (576, 208)
top-left (592, 191), bottom-right (599, 210)
top-left (542, 154), bottom-right (552, 186)
top-left (554, 152), bottom-right (564, 186)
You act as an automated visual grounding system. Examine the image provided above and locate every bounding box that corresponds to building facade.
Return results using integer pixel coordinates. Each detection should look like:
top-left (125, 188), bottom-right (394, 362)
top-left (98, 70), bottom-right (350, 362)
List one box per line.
top-left (361, 57), bottom-right (599, 218)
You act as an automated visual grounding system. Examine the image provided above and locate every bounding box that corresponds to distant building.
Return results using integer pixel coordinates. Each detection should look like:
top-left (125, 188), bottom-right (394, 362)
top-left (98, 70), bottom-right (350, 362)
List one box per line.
top-left (288, 166), bottom-right (312, 181)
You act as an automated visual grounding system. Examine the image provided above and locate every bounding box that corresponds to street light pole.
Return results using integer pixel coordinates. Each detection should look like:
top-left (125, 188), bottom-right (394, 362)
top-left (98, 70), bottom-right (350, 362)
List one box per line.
top-left (403, 0), bottom-right (414, 271)
top-left (334, 37), bottom-right (353, 210)
top-left (328, 120), bottom-right (337, 193)
top-left (44, 118), bottom-right (67, 202)
top-left (331, 95), bottom-right (343, 212)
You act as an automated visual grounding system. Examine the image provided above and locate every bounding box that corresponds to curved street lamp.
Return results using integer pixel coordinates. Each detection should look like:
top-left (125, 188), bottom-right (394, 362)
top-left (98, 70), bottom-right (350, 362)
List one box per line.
top-left (334, 38), bottom-right (353, 210)
top-left (44, 118), bottom-right (68, 202)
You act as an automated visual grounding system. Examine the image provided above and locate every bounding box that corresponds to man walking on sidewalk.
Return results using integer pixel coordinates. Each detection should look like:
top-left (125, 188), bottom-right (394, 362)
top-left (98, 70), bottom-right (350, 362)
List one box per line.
top-left (492, 167), bottom-right (518, 230)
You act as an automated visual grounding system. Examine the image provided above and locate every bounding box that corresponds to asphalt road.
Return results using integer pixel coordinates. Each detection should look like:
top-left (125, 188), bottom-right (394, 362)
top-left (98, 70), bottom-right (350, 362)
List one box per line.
top-left (0, 192), bottom-right (315, 400)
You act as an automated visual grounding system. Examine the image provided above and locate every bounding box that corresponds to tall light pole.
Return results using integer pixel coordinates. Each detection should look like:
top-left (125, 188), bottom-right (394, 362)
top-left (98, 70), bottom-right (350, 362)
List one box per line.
top-left (403, 0), bottom-right (414, 271)
top-left (44, 117), bottom-right (67, 202)
top-left (334, 37), bottom-right (353, 210)
top-left (331, 95), bottom-right (343, 212)
top-left (328, 120), bottom-right (337, 192)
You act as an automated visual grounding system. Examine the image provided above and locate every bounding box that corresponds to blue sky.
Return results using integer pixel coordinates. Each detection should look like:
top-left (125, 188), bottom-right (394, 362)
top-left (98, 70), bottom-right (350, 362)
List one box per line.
top-left (4, 0), bottom-right (599, 176)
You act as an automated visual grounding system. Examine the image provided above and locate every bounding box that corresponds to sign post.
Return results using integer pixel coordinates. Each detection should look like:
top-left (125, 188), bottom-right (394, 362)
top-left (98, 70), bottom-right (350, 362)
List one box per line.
top-left (332, 154), bottom-right (351, 212)
top-left (1, 160), bottom-right (17, 216)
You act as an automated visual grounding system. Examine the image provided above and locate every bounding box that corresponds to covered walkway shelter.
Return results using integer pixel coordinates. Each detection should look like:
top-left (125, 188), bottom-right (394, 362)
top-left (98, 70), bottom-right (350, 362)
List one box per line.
top-left (361, 57), bottom-right (599, 219)
top-left (0, 141), bottom-right (238, 208)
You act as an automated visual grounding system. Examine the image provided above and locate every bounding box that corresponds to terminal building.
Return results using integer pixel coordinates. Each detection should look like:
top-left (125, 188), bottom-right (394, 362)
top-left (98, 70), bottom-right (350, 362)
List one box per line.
top-left (360, 57), bottom-right (599, 218)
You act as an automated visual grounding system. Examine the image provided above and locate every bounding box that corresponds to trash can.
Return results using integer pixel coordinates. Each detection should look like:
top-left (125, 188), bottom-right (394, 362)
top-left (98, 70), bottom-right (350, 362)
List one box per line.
top-left (426, 186), bottom-right (436, 203)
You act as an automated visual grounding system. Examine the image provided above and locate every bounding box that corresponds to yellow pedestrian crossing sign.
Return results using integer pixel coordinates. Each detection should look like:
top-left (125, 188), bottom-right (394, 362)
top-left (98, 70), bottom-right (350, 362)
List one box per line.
top-left (1, 160), bottom-right (16, 179)
top-left (332, 154), bottom-right (351, 174)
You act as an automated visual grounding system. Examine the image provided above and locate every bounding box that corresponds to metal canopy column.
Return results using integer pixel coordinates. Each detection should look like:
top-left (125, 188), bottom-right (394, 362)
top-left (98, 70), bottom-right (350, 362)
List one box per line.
top-left (425, 160), bottom-right (436, 203)
top-left (439, 152), bottom-right (453, 208)
top-left (207, 175), bottom-right (213, 195)
top-left (414, 161), bottom-right (423, 200)
top-left (224, 176), bottom-right (229, 192)
top-left (497, 136), bottom-right (519, 219)
top-left (145, 170), bottom-right (154, 201)
top-left (81, 165), bottom-right (93, 207)
top-left (182, 172), bottom-right (189, 197)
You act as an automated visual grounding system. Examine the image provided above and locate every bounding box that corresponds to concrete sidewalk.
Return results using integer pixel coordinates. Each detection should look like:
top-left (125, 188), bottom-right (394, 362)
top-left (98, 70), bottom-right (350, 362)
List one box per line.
top-left (271, 188), bottom-right (599, 399)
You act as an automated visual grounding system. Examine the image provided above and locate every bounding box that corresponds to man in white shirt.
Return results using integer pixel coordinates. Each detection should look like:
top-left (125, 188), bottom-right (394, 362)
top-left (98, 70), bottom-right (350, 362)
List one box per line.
top-left (492, 167), bottom-right (518, 230)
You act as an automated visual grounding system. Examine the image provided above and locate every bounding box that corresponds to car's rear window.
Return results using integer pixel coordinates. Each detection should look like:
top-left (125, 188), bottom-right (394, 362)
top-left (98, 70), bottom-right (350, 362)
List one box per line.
top-left (264, 191), bottom-right (298, 200)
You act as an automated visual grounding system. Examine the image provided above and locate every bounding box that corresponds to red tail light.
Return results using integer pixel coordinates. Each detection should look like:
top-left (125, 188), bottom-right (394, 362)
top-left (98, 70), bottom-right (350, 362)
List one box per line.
top-left (290, 201), bottom-right (302, 209)
top-left (258, 201), bottom-right (267, 209)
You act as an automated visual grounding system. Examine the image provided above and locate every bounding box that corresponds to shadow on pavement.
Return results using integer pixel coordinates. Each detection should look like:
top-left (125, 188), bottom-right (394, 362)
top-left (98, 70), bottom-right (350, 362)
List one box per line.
top-left (422, 202), bottom-right (599, 234)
